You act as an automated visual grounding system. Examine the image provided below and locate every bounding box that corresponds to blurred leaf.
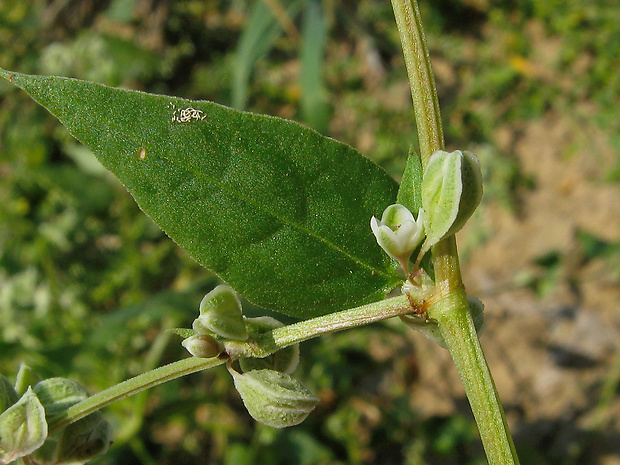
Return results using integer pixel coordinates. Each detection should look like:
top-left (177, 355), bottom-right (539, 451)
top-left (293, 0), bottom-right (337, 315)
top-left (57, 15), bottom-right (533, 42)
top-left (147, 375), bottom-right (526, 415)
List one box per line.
top-left (300, 0), bottom-right (330, 133)
top-left (232, 0), bottom-right (303, 110)
top-left (2, 70), bottom-right (401, 318)
top-left (576, 229), bottom-right (620, 261)
top-left (276, 429), bottom-right (333, 465)
top-left (40, 32), bottom-right (162, 86)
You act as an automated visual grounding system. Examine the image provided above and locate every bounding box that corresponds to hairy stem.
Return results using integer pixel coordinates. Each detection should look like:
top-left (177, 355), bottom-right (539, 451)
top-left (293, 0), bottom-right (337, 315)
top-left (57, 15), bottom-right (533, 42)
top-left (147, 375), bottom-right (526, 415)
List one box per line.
top-left (48, 295), bottom-right (411, 433)
top-left (48, 357), bottom-right (226, 433)
top-left (390, 0), bottom-right (444, 166)
top-left (391, 0), bottom-right (520, 463)
top-left (429, 288), bottom-right (520, 464)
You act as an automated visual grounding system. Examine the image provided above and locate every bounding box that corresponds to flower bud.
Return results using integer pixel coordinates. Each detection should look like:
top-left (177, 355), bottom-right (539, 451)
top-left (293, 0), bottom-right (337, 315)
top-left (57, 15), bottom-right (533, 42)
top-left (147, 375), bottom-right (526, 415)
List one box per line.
top-left (0, 387), bottom-right (47, 463)
top-left (420, 150), bottom-right (482, 256)
top-left (182, 333), bottom-right (223, 358)
top-left (239, 346), bottom-right (300, 375)
top-left (193, 285), bottom-right (248, 341)
top-left (33, 378), bottom-right (89, 418)
top-left (230, 368), bottom-right (319, 428)
top-left (53, 411), bottom-right (112, 465)
top-left (371, 204), bottom-right (425, 273)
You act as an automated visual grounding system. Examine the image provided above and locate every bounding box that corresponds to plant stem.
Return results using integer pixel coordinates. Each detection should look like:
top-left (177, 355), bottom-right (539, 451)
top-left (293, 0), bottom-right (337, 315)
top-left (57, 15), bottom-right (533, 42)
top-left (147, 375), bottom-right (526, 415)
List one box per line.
top-left (430, 288), bottom-right (520, 464)
top-left (391, 0), bottom-right (520, 463)
top-left (48, 357), bottom-right (226, 433)
top-left (390, 0), bottom-right (444, 167)
top-left (48, 295), bottom-right (411, 433)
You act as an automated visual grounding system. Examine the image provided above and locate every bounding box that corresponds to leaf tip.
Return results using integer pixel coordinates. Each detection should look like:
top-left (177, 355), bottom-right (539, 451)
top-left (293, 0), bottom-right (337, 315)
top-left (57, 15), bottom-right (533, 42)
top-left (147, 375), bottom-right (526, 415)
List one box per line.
top-left (0, 67), bottom-right (16, 82)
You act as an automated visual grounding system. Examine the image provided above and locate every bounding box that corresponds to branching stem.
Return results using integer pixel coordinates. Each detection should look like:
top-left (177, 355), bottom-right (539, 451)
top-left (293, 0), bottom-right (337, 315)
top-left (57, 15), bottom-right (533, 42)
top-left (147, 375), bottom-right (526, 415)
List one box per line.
top-left (48, 295), bottom-right (411, 433)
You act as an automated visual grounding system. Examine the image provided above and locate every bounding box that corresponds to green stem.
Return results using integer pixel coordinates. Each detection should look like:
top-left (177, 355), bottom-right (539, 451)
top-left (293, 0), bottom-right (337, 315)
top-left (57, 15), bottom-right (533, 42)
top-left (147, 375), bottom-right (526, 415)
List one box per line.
top-left (48, 357), bottom-right (226, 433)
top-left (390, 0), bottom-right (444, 166)
top-left (391, 0), bottom-right (520, 463)
top-left (429, 289), bottom-right (520, 464)
top-left (48, 295), bottom-right (411, 433)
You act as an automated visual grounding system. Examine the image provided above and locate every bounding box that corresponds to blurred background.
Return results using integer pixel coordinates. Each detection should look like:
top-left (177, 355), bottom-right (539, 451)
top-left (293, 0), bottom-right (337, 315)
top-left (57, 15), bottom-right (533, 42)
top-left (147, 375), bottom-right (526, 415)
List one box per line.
top-left (1, 0), bottom-right (619, 464)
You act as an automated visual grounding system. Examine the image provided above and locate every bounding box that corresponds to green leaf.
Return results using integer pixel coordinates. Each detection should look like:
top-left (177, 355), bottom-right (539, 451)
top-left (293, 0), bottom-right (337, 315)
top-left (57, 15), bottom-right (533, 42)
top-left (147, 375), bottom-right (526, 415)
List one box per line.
top-left (1, 69), bottom-right (401, 318)
top-left (396, 146), bottom-right (423, 214)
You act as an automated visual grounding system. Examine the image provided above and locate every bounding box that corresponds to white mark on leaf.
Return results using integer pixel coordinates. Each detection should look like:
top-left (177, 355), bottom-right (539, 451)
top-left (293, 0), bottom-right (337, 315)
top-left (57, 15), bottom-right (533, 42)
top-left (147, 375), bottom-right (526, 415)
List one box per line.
top-left (137, 147), bottom-right (147, 160)
top-left (170, 103), bottom-right (207, 123)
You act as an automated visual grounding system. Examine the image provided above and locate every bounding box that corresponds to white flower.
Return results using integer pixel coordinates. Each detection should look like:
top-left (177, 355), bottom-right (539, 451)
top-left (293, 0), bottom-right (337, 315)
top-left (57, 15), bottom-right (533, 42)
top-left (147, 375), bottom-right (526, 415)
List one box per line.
top-left (371, 204), bottom-right (425, 273)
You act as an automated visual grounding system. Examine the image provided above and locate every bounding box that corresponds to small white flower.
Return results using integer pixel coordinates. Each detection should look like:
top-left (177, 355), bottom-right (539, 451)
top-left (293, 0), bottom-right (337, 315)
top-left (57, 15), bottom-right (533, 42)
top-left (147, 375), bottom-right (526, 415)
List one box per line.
top-left (371, 204), bottom-right (425, 273)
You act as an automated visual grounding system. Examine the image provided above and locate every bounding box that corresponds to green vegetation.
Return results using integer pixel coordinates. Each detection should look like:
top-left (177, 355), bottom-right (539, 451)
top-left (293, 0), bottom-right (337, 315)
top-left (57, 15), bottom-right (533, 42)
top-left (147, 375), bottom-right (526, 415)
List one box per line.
top-left (1, 1), bottom-right (618, 464)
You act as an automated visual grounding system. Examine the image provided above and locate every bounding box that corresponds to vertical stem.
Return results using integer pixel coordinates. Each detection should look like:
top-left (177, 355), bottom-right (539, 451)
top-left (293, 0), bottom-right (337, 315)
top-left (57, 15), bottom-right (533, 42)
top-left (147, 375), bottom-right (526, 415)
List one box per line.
top-left (391, 1), bottom-right (521, 463)
top-left (429, 289), bottom-right (520, 464)
top-left (390, 0), bottom-right (444, 167)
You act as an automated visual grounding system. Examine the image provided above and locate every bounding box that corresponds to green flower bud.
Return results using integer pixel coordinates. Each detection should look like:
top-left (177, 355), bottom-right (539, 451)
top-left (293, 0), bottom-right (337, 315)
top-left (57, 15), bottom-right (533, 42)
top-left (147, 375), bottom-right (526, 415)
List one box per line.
top-left (0, 387), bottom-right (47, 463)
top-left (0, 375), bottom-right (19, 415)
top-left (420, 150), bottom-right (482, 257)
top-left (53, 411), bottom-right (112, 465)
top-left (371, 204), bottom-right (425, 273)
top-left (230, 368), bottom-right (319, 428)
top-left (468, 296), bottom-right (485, 336)
top-left (33, 378), bottom-right (89, 419)
top-left (182, 333), bottom-right (223, 358)
top-left (239, 346), bottom-right (300, 375)
top-left (193, 285), bottom-right (248, 341)
top-left (244, 316), bottom-right (284, 333)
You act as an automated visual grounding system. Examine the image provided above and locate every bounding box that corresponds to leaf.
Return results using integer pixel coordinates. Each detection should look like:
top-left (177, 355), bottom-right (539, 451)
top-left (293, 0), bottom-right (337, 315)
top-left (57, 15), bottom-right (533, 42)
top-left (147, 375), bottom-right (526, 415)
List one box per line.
top-left (1, 69), bottom-right (401, 318)
top-left (396, 146), bottom-right (423, 214)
